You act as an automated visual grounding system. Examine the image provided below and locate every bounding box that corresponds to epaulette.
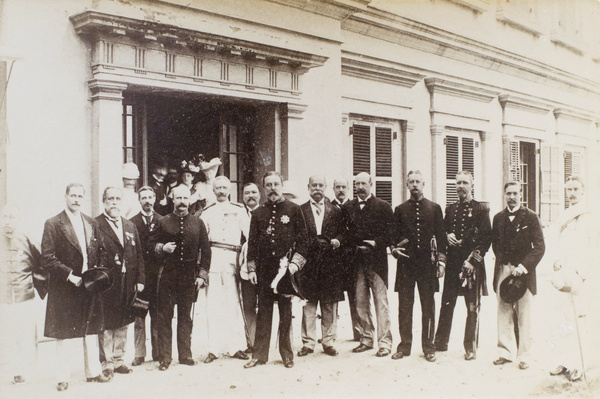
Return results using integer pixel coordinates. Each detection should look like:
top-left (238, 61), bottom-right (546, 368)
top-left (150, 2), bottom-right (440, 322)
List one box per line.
top-left (231, 202), bottom-right (244, 208)
top-left (203, 203), bottom-right (216, 211)
top-left (475, 200), bottom-right (490, 212)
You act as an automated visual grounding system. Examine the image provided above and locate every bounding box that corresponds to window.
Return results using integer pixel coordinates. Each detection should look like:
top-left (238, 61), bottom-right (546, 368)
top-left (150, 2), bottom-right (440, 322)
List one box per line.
top-left (510, 141), bottom-right (537, 212)
top-left (351, 120), bottom-right (396, 204)
top-left (540, 145), bottom-right (560, 225)
top-left (563, 148), bottom-right (584, 209)
top-left (122, 104), bottom-right (136, 164)
top-left (445, 130), bottom-right (478, 207)
top-left (220, 123), bottom-right (245, 202)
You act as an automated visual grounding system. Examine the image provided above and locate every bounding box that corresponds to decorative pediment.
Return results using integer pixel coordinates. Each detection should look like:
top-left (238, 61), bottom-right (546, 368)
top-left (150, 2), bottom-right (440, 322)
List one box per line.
top-left (70, 10), bottom-right (328, 104)
top-left (341, 54), bottom-right (425, 88)
top-left (498, 94), bottom-right (552, 115)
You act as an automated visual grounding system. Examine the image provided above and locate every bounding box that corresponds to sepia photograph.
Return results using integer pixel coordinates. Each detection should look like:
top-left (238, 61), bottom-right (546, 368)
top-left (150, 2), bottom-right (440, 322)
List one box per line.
top-left (0, 0), bottom-right (599, 398)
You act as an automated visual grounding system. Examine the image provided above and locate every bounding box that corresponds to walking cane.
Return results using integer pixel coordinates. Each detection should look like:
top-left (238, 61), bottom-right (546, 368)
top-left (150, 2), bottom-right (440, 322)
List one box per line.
top-left (569, 293), bottom-right (588, 386)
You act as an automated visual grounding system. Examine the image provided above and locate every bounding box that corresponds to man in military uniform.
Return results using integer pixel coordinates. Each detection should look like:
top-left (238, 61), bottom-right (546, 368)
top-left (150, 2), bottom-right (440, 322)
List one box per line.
top-left (244, 171), bottom-right (308, 369)
top-left (150, 185), bottom-right (211, 371)
top-left (201, 176), bottom-right (250, 363)
top-left (130, 186), bottom-right (162, 366)
top-left (391, 170), bottom-right (447, 362)
top-left (433, 171), bottom-right (491, 360)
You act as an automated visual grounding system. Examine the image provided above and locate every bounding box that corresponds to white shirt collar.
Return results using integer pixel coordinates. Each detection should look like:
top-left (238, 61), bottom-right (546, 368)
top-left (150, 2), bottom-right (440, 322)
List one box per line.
top-left (507, 204), bottom-right (521, 214)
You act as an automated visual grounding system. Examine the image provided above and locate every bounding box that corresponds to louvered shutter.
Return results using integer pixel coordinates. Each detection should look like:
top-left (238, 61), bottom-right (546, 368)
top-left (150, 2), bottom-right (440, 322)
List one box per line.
top-left (375, 127), bottom-right (392, 177)
top-left (446, 135), bottom-right (459, 206)
top-left (564, 151), bottom-right (572, 209)
top-left (352, 124), bottom-right (371, 176)
top-left (462, 137), bottom-right (474, 174)
top-left (540, 145), bottom-right (561, 225)
top-left (375, 181), bottom-right (392, 204)
top-left (509, 141), bottom-right (521, 182)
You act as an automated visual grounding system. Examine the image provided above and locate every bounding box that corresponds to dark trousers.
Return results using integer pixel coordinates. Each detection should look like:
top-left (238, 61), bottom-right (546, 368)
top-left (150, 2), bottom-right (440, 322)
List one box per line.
top-left (157, 271), bottom-right (194, 363)
top-left (240, 278), bottom-right (258, 350)
top-left (397, 270), bottom-right (436, 355)
top-left (435, 265), bottom-right (481, 353)
top-left (253, 290), bottom-right (293, 363)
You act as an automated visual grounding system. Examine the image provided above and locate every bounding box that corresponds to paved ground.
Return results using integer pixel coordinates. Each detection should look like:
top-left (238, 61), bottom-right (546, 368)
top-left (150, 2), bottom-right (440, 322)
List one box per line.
top-left (1, 255), bottom-right (598, 399)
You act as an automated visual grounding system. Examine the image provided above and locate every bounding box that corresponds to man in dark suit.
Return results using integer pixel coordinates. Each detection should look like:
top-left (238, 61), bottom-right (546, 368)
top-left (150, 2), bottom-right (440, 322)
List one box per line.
top-left (42, 183), bottom-right (109, 391)
top-left (391, 170), bottom-right (447, 362)
top-left (130, 186), bottom-right (161, 366)
top-left (434, 171), bottom-right (492, 360)
top-left (150, 185), bottom-right (211, 371)
top-left (297, 175), bottom-right (345, 357)
top-left (244, 171), bottom-right (309, 369)
top-left (343, 172), bottom-right (393, 357)
top-left (96, 187), bottom-right (145, 379)
top-left (330, 177), bottom-right (362, 342)
top-left (491, 181), bottom-right (545, 370)
top-left (239, 182), bottom-right (261, 354)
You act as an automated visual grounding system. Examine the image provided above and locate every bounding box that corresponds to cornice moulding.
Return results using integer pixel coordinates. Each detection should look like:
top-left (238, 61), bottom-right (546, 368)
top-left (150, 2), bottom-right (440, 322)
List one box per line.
top-left (445, 0), bottom-right (491, 14)
top-left (268, 0), bottom-right (371, 20)
top-left (495, 6), bottom-right (544, 37)
top-left (498, 94), bottom-right (551, 114)
top-left (341, 57), bottom-right (425, 88)
top-left (549, 32), bottom-right (585, 56)
top-left (425, 78), bottom-right (499, 103)
top-left (553, 108), bottom-right (597, 123)
top-left (70, 11), bottom-right (328, 70)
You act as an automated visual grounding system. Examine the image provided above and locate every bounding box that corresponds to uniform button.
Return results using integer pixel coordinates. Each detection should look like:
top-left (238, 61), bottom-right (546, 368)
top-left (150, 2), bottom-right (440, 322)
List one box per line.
top-left (272, 251), bottom-right (276, 255)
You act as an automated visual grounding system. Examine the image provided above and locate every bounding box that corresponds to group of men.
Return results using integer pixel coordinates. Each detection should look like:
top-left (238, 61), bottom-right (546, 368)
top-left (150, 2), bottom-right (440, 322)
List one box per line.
top-left (1, 165), bottom-right (596, 391)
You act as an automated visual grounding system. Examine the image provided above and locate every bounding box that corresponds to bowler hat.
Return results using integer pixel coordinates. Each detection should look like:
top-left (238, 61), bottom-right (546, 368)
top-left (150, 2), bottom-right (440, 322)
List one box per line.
top-left (275, 268), bottom-right (305, 299)
top-left (499, 274), bottom-right (527, 303)
top-left (82, 267), bottom-right (113, 294)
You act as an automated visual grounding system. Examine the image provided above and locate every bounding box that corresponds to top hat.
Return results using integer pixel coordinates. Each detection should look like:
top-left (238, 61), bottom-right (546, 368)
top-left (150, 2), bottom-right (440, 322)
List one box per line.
top-left (499, 274), bottom-right (528, 303)
top-left (82, 267), bottom-right (113, 294)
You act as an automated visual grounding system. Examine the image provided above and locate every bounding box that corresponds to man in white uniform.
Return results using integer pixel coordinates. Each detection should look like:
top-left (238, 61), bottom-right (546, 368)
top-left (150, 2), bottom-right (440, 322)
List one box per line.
top-left (201, 176), bottom-right (250, 363)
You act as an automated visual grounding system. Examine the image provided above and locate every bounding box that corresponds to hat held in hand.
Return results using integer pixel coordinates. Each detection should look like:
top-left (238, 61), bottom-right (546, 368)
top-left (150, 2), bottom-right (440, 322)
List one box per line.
top-left (499, 274), bottom-right (527, 303)
top-left (82, 267), bottom-right (113, 294)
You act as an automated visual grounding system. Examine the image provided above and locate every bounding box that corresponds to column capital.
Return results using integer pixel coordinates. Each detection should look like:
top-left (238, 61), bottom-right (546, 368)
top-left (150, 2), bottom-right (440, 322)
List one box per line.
top-left (88, 79), bottom-right (128, 101)
top-left (430, 124), bottom-right (444, 136)
top-left (286, 102), bottom-right (307, 120)
top-left (404, 120), bottom-right (416, 134)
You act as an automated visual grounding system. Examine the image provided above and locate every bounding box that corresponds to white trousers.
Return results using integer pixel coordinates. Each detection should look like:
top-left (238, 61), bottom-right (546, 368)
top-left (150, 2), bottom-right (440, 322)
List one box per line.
top-left (496, 264), bottom-right (533, 362)
top-left (0, 300), bottom-right (37, 379)
top-left (55, 335), bottom-right (101, 382)
top-left (98, 325), bottom-right (128, 371)
top-left (206, 248), bottom-right (246, 356)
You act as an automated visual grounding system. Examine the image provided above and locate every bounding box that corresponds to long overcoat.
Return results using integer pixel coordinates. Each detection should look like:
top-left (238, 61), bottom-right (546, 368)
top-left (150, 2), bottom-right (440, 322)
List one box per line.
top-left (96, 215), bottom-right (145, 330)
top-left (42, 211), bottom-right (104, 339)
top-left (299, 200), bottom-right (345, 302)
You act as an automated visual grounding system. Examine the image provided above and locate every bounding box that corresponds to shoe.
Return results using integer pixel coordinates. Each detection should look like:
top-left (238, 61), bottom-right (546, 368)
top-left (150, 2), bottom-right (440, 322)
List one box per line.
top-left (425, 353), bottom-right (436, 362)
top-left (391, 351), bottom-right (405, 360)
top-left (550, 365), bottom-right (568, 376)
top-left (102, 369), bottom-right (114, 380)
top-left (244, 347), bottom-right (253, 354)
top-left (352, 344), bottom-right (373, 353)
top-left (87, 374), bottom-right (111, 383)
top-left (233, 350), bottom-right (249, 360)
top-left (244, 359), bottom-right (266, 368)
top-left (114, 365), bottom-right (133, 374)
top-left (180, 358), bottom-right (197, 366)
top-left (567, 369), bottom-right (583, 382)
top-left (376, 348), bottom-right (390, 357)
top-left (204, 353), bottom-right (217, 364)
top-left (518, 361), bottom-right (529, 370)
top-left (159, 361), bottom-right (170, 371)
top-left (323, 347), bottom-right (338, 357)
top-left (132, 357), bottom-right (144, 366)
top-left (13, 375), bottom-right (25, 384)
top-left (56, 382), bottom-right (69, 391)
top-left (434, 342), bottom-right (448, 352)
top-left (283, 358), bottom-right (294, 368)
top-left (464, 351), bottom-right (476, 361)
top-left (297, 347), bottom-right (314, 357)
top-left (493, 357), bottom-right (512, 366)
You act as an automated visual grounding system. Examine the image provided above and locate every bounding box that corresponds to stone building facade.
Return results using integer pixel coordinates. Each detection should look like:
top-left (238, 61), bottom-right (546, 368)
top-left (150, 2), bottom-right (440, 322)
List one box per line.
top-left (1, 0), bottom-right (598, 234)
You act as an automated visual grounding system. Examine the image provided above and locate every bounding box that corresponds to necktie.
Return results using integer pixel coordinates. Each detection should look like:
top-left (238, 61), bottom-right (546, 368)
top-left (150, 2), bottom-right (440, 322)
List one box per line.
top-left (313, 202), bottom-right (322, 216)
top-left (143, 214), bottom-right (152, 225)
top-left (359, 200), bottom-right (367, 209)
top-left (107, 217), bottom-right (119, 229)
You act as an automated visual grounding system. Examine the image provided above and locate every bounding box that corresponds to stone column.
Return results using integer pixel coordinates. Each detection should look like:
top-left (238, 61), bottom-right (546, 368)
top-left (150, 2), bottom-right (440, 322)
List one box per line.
top-left (430, 124), bottom-right (444, 203)
top-left (88, 79), bottom-right (128, 214)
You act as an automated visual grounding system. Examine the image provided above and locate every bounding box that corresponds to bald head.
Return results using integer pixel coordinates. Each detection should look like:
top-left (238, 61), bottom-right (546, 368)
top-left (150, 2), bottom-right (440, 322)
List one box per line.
top-left (172, 184), bottom-right (191, 213)
top-left (354, 172), bottom-right (372, 200)
top-left (333, 177), bottom-right (349, 202)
